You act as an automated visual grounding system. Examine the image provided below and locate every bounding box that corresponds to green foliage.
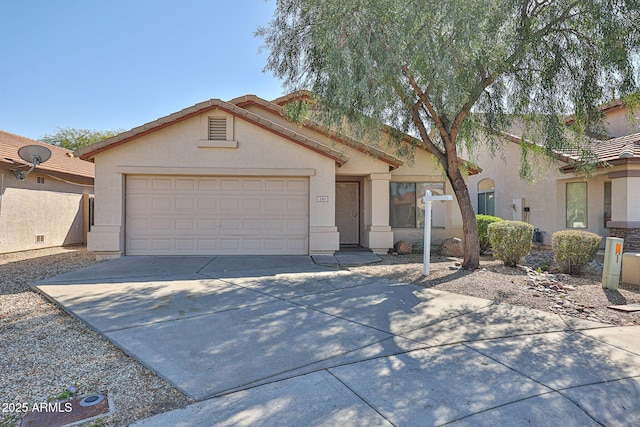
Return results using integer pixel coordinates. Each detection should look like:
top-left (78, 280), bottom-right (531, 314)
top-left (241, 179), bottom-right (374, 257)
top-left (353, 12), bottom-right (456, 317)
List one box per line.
top-left (488, 221), bottom-right (534, 267)
top-left (476, 214), bottom-right (503, 254)
top-left (284, 98), bottom-right (313, 125)
top-left (552, 230), bottom-right (602, 275)
top-left (40, 127), bottom-right (123, 151)
top-left (259, 0), bottom-right (640, 270)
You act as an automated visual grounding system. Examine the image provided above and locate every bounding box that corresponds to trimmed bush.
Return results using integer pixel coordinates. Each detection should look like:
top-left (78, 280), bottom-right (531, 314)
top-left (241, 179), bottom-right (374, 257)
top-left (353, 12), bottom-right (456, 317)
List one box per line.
top-left (552, 230), bottom-right (602, 275)
top-left (488, 221), bottom-right (534, 267)
top-left (477, 214), bottom-right (503, 254)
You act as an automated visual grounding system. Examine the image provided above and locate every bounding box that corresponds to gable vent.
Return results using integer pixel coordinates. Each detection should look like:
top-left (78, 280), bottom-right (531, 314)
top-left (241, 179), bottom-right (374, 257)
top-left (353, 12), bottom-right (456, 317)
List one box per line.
top-left (208, 117), bottom-right (227, 140)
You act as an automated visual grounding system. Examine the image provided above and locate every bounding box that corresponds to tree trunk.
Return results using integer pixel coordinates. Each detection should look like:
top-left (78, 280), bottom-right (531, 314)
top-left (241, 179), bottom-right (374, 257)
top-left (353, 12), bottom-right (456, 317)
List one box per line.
top-left (447, 166), bottom-right (480, 270)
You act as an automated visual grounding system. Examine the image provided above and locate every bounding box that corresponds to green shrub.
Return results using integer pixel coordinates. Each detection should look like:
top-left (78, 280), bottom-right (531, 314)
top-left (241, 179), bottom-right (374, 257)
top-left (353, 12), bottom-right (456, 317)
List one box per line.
top-left (477, 214), bottom-right (503, 254)
top-left (552, 230), bottom-right (602, 275)
top-left (488, 221), bottom-right (534, 267)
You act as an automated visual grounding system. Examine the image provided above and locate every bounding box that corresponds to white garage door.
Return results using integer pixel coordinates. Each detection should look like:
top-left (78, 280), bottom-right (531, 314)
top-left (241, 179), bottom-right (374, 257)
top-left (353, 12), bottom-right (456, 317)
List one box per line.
top-left (125, 175), bottom-right (309, 255)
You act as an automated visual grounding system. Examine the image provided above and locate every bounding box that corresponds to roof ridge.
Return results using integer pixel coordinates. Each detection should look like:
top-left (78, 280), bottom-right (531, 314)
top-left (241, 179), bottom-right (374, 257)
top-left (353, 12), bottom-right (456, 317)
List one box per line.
top-left (75, 97), bottom-right (350, 165)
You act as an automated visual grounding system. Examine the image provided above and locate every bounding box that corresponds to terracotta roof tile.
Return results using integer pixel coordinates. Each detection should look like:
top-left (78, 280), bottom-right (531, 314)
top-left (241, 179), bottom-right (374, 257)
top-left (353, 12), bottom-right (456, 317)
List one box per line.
top-left (0, 131), bottom-right (94, 182)
top-left (75, 99), bottom-right (350, 166)
top-left (593, 132), bottom-right (640, 161)
top-left (229, 94), bottom-right (404, 169)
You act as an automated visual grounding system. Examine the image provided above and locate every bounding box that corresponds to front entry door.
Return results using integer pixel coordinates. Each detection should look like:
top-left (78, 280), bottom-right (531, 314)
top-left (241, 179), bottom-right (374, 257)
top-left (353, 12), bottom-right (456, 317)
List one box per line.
top-left (336, 182), bottom-right (359, 245)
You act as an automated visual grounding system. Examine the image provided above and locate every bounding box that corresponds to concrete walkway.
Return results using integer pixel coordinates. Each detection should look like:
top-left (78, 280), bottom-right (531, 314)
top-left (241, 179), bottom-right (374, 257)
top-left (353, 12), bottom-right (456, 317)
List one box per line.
top-left (34, 255), bottom-right (640, 426)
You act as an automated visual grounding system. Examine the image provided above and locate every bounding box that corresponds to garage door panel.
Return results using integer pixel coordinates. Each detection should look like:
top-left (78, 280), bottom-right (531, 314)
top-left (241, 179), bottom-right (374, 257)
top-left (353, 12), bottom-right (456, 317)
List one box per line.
top-left (152, 178), bottom-right (172, 190)
top-left (198, 179), bottom-right (219, 191)
top-left (197, 199), bottom-right (217, 210)
top-left (175, 239), bottom-right (195, 250)
top-left (287, 179), bottom-right (308, 192)
top-left (243, 199), bottom-right (262, 210)
top-left (220, 198), bottom-right (240, 211)
top-left (198, 219), bottom-right (218, 230)
top-left (287, 199), bottom-right (307, 211)
top-left (220, 218), bottom-right (240, 230)
top-left (152, 198), bottom-right (172, 210)
top-left (175, 219), bottom-right (195, 230)
top-left (126, 176), bottom-right (309, 255)
top-left (128, 177), bottom-right (151, 190)
top-left (175, 179), bottom-right (196, 190)
top-left (221, 179), bottom-right (241, 191)
top-left (151, 239), bottom-right (172, 250)
top-left (151, 218), bottom-right (172, 230)
top-left (287, 218), bottom-right (308, 231)
top-left (265, 219), bottom-right (284, 231)
top-left (175, 199), bottom-right (195, 210)
top-left (243, 179), bottom-right (262, 191)
top-left (287, 238), bottom-right (307, 250)
top-left (198, 239), bottom-right (217, 250)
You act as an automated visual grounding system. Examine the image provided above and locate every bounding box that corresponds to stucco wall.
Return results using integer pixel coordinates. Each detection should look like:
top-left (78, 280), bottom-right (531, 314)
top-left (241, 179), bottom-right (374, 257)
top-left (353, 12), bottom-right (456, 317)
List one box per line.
top-left (468, 140), bottom-right (565, 246)
top-left (88, 109), bottom-right (339, 255)
top-left (605, 107), bottom-right (640, 138)
top-left (0, 170), bottom-right (90, 254)
top-left (468, 138), bottom-right (616, 246)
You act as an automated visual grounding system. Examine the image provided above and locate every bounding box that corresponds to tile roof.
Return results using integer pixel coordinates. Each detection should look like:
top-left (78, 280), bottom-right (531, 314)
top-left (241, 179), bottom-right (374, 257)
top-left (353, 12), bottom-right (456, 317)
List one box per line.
top-left (0, 131), bottom-right (94, 183)
top-left (501, 129), bottom-right (640, 173)
top-left (589, 132), bottom-right (640, 162)
top-left (230, 94), bottom-right (404, 169)
top-left (75, 98), bottom-right (351, 166)
top-left (75, 92), bottom-right (479, 174)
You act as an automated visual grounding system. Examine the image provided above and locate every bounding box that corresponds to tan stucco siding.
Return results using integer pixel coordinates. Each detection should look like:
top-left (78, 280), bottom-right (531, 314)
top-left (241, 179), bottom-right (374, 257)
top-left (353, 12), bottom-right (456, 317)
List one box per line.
top-left (0, 169), bottom-right (91, 254)
top-left (88, 110), bottom-right (339, 255)
top-left (467, 140), bottom-right (564, 245)
top-left (605, 108), bottom-right (640, 138)
top-left (468, 138), bottom-right (624, 246)
top-left (0, 187), bottom-right (85, 253)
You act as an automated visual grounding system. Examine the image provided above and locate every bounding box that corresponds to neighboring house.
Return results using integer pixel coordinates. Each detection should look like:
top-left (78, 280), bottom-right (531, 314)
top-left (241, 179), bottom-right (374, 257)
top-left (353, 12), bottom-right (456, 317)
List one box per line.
top-left (468, 100), bottom-right (640, 250)
top-left (0, 131), bottom-right (95, 254)
top-left (76, 93), bottom-right (478, 258)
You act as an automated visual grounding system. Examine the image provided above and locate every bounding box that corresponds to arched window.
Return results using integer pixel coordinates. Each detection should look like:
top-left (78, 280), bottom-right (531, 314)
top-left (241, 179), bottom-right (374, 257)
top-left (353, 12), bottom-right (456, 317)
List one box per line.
top-left (477, 179), bottom-right (495, 216)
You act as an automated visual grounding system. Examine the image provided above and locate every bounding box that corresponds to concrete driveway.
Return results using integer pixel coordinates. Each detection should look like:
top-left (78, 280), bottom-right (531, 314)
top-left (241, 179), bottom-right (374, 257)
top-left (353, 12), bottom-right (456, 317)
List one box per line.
top-left (35, 255), bottom-right (640, 426)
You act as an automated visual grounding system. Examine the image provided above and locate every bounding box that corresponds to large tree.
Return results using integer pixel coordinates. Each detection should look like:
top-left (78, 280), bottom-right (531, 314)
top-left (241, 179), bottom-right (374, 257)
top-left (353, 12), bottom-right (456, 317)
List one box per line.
top-left (258, 0), bottom-right (640, 269)
top-left (40, 127), bottom-right (123, 151)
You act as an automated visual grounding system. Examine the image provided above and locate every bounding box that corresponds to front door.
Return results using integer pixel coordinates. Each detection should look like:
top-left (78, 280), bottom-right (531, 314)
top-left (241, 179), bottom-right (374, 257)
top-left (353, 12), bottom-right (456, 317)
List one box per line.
top-left (336, 182), bottom-right (359, 245)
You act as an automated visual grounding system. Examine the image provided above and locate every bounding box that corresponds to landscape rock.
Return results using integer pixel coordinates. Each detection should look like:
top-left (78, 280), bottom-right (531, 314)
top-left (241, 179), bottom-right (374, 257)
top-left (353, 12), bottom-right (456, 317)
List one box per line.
top-left (394, 240), bottom-right (412, 255)
top-left (441, 237), bottom-right (464, 257)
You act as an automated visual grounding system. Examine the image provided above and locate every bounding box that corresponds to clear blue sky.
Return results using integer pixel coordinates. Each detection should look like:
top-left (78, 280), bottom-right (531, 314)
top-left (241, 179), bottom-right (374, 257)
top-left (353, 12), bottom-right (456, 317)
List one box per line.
top-left (0, 0), bottom-right (283, 140)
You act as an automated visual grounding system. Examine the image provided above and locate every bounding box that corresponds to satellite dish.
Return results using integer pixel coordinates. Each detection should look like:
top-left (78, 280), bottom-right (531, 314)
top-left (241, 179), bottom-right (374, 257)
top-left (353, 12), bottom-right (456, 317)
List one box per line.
top-left (18, 145), bottom-right (52, 165)
top-left (12, 145), bottom-right (52, 181)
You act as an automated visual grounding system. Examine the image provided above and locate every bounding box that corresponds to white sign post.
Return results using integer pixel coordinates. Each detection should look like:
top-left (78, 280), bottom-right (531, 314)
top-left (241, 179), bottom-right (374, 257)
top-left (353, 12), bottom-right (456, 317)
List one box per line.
top-left (423, 190), bottom-right (453, 276)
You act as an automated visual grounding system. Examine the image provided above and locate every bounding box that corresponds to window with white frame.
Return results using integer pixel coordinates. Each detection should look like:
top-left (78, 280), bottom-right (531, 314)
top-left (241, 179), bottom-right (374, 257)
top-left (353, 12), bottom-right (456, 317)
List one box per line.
top-left (390, 182), bottom-right (446, 228)
top-left (566, 182), bottom-right (587, 228)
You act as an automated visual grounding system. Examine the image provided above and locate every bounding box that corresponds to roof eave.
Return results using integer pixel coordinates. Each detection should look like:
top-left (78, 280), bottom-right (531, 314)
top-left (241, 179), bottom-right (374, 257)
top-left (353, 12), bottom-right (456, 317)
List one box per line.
top-left (76, 99), bottom-right (350, 166)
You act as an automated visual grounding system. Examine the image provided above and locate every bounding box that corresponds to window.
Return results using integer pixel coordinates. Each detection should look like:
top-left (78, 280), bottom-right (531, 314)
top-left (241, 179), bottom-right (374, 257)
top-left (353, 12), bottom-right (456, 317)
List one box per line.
top-left (604, 182), bottom-right (612, 228)
top-left (566, 182), bottom-right (587, 228)
top-left (390, 182), bottom-right (445, 228)
top-left (208, 117), bottom-right (227, 140)
top-left (35, 235), bottom-right (45, 243)
top-left (37, 176), bottom-right (45, 184)
top-left (477, 178), bottom-right (495, 215)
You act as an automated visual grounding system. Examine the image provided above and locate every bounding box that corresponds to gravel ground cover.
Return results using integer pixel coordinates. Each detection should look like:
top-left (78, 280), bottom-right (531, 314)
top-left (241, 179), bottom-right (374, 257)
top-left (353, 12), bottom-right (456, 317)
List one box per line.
top-left (350, 251), bottom-right (640, 326)
top-left (2, 246), bottom-right (639, 426)
top-left (0, 247), bottom-right (191, 427)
